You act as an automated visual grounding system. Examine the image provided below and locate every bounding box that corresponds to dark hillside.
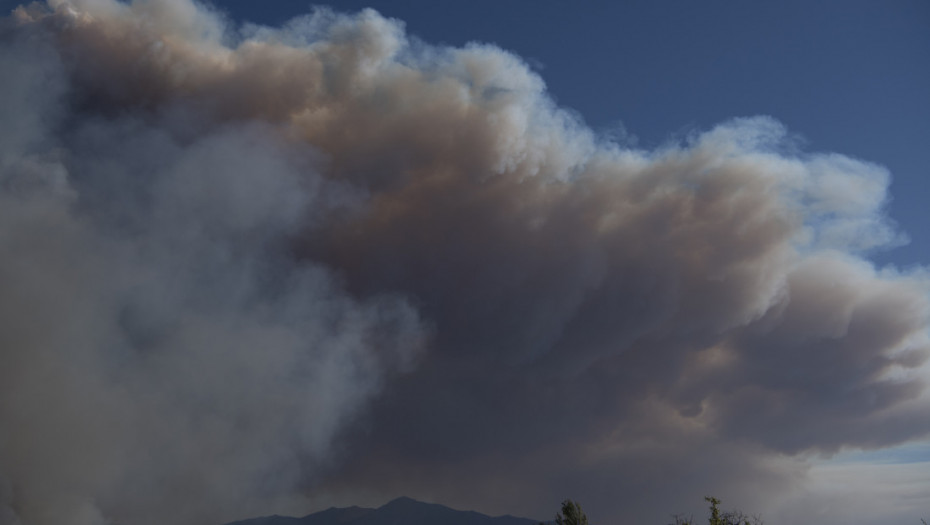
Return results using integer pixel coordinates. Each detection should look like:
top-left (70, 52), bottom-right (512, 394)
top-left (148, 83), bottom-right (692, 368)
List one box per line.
top-left (227, 497), bottom-right (540, 525)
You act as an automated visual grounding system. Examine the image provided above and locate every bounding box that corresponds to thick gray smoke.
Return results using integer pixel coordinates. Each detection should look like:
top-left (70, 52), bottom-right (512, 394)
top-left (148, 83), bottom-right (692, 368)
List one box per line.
top-left (0, 1), bottom-right (928, 525)
top-left (0, 4), bottom-right (427, 525)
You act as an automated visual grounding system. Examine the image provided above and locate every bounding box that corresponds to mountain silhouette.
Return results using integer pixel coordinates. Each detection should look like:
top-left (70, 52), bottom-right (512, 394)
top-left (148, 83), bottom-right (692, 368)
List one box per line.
top-left (226, 497), bottom-right (541, 525)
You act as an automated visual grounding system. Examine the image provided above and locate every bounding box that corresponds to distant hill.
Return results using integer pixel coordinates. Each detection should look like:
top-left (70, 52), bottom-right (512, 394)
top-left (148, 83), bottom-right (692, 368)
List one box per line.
top-left (226, 497), bottom-right (541, 525)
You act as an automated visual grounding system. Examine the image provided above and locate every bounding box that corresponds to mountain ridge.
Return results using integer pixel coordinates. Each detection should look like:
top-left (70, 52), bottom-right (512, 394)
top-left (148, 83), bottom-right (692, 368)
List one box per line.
top-left (225, 497), bottom-right (541, 525)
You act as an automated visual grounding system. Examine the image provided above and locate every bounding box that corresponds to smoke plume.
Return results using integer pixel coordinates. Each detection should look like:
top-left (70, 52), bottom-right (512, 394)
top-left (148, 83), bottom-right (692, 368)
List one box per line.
top-left (0, 1), bottom-right (928, 524)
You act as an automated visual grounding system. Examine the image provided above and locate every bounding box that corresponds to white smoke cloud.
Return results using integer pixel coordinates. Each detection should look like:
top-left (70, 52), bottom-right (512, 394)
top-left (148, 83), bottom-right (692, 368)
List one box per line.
top-left (0, 7), bottom-right (423, 524)
top-left (0, 2), bottom-right (928, 525)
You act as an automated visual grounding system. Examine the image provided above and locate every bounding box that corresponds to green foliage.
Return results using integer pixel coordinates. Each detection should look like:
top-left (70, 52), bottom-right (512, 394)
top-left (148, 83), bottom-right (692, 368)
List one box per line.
top-left (706, 497), bottom-right (722, 525)
top-left (548, 496), bottom-right (927, 525)
top-left (668, 496), bottom-right (762, 525)
top-left (540, 499), bottom-right (588, 525)
top-left (699, 496), bottom-right (760, 525)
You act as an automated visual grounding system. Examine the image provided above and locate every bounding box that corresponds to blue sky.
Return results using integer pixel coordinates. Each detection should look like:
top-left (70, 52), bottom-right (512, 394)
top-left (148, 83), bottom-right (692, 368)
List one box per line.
top-left (214, 0), bottom-right (930, 267)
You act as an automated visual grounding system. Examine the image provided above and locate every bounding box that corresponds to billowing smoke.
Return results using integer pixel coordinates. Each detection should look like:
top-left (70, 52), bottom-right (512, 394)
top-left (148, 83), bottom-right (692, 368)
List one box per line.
top-left (0, 3), bottom-right (428, 524)
top-left (0, 1), bottom-right (928, 525)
